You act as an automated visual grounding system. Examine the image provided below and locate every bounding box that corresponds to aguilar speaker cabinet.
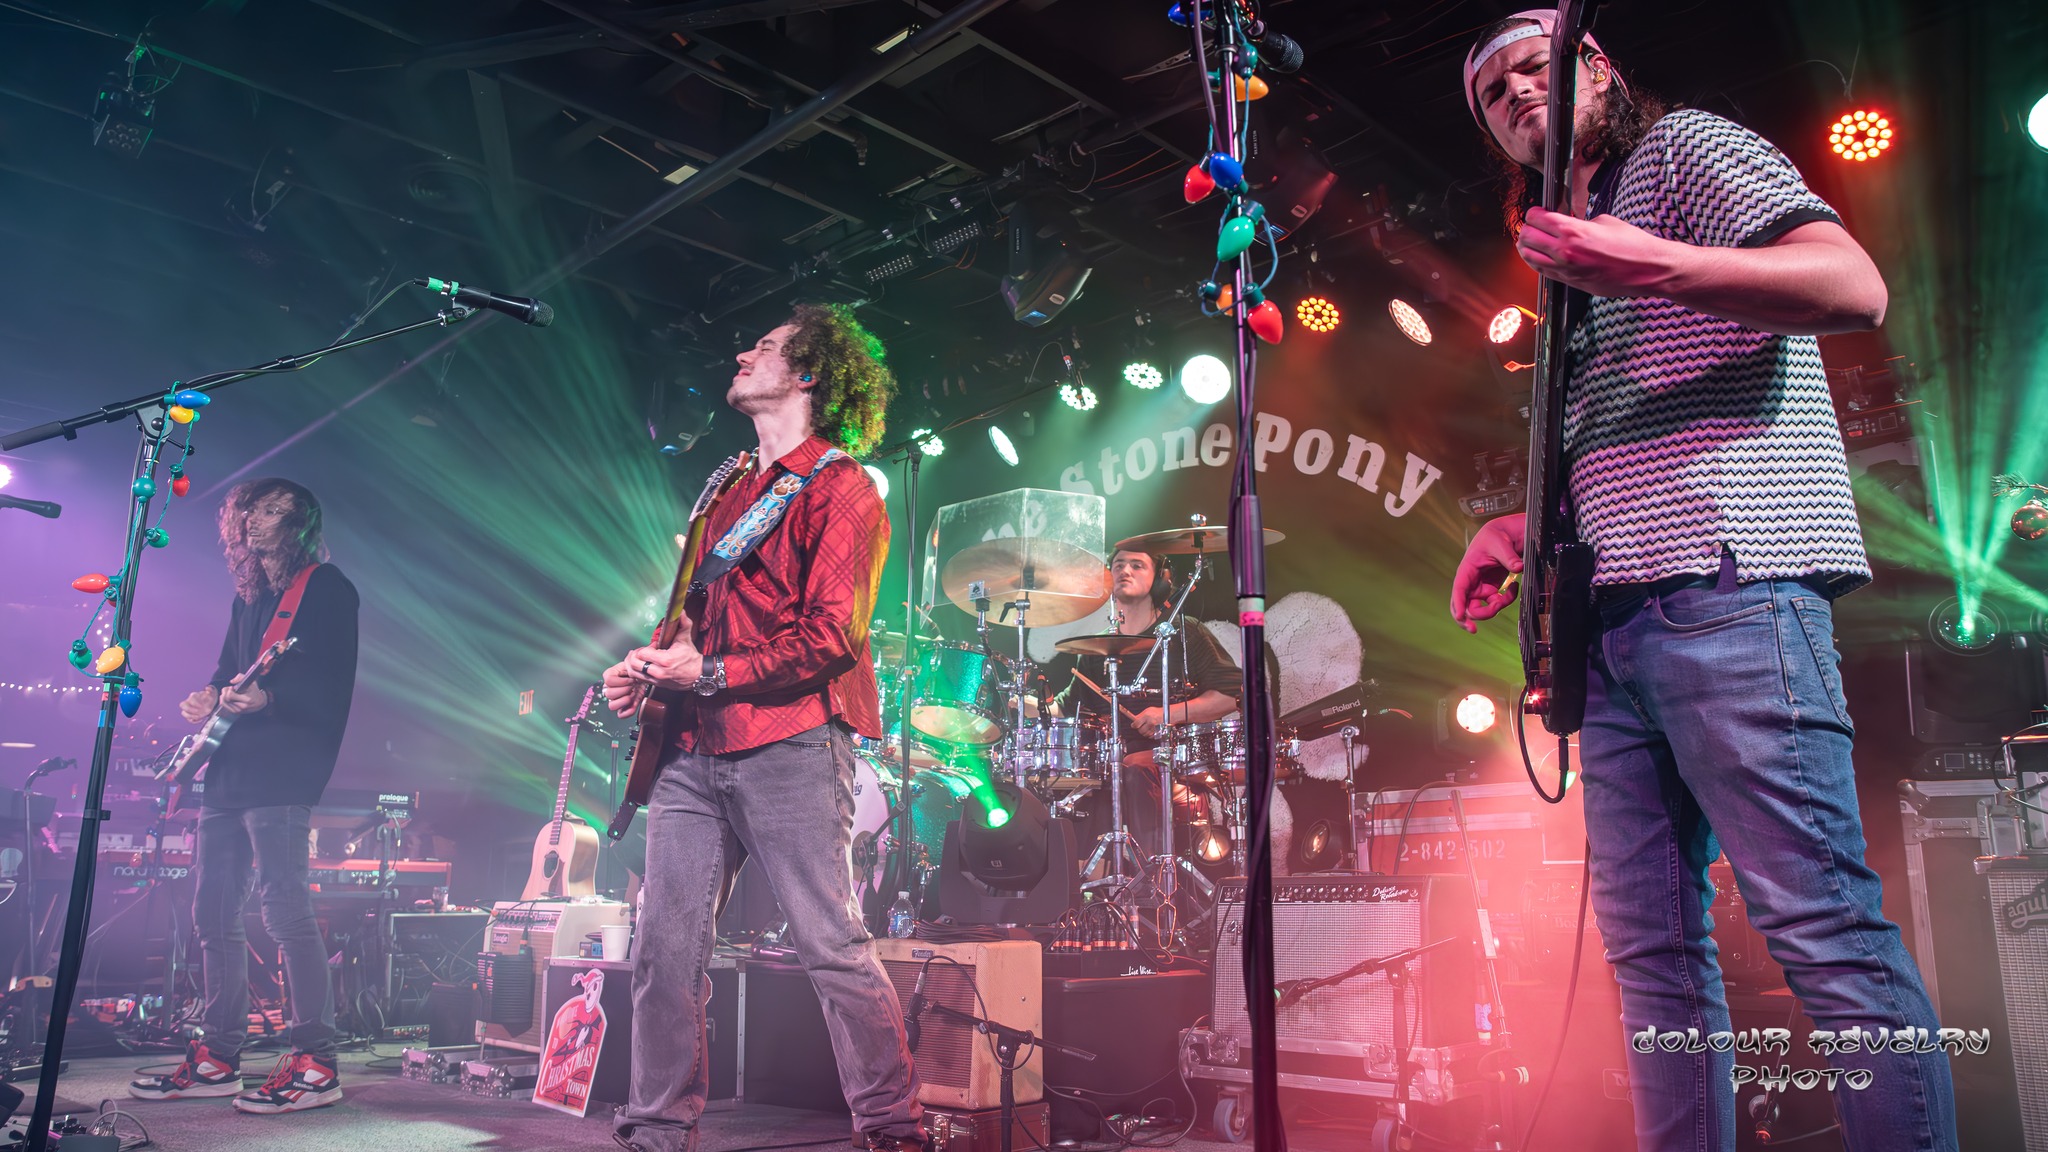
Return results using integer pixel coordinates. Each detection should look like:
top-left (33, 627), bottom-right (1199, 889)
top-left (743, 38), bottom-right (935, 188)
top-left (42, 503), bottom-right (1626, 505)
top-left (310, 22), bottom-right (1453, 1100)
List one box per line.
top-left (477, 900), bottom-right (627, 1052)
top-left (875, 938), bottom-right (1042, 1110)
top-left (1978, 857), bottom-right (2048, 1151)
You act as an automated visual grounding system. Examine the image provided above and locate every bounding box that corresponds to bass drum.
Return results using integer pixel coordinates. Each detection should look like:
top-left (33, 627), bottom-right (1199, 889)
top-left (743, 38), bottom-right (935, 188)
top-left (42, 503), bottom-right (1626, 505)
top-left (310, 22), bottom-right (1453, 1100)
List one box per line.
top-left (848, 753), bottom-right (974, 900)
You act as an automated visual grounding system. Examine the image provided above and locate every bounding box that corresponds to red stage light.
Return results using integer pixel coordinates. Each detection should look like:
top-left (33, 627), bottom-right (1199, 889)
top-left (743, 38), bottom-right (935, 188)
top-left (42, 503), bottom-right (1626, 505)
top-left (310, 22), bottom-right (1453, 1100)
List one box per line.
top-left (1829, 110), bottom-right (1894, 162)
top-left (1296, 296), bottom-right (1340, 333)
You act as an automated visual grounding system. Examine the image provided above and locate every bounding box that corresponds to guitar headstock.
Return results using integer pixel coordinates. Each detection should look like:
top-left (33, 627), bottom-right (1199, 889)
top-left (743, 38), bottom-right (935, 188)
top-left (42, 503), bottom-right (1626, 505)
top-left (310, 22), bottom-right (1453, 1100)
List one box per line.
top-left (690, 451), bottom-right (754, 520)
top-left (570, 684), bottom-right (598, 724)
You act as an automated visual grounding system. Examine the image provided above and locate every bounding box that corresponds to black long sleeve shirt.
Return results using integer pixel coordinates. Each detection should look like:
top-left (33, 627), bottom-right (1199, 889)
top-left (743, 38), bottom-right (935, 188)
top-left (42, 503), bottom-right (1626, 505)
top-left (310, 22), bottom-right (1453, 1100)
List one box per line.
top-left (202, 563), bottom-right (360, 809)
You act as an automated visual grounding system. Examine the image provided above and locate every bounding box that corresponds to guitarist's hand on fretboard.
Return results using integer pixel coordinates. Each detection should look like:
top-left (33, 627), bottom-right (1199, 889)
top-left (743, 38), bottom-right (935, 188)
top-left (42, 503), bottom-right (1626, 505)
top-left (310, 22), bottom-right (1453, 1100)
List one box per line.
top-left (1450, 512), bottom-right (1527, 635)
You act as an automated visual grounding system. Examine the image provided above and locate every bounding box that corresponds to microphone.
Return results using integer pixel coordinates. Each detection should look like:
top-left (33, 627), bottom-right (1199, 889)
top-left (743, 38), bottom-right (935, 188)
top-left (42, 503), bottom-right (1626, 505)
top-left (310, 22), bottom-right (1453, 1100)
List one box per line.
top-left (904, 963), bottom-right (930, 1053)
top-left (1247, 19), bottom-right (1304, 72)
top-left (0, 494), bottom-right (61, 518)
top-left (414, 277), bottom-right (555, 327)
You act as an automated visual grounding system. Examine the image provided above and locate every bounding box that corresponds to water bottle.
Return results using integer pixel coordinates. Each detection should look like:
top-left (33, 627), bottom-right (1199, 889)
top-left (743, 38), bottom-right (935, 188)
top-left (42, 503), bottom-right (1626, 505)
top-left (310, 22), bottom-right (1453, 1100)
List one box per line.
top-left (887, 891), bottom-right (916, 939)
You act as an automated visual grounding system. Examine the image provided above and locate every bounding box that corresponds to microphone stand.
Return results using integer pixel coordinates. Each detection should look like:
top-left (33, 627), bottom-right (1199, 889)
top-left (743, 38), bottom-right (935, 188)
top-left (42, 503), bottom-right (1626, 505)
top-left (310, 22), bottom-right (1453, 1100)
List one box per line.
top-left (9, 302), bottom-right (477, 1152)
top-left (907, 997), bottom-right (1096, 1152)
top-left (1186, 3), bottom-right (1282, 1145)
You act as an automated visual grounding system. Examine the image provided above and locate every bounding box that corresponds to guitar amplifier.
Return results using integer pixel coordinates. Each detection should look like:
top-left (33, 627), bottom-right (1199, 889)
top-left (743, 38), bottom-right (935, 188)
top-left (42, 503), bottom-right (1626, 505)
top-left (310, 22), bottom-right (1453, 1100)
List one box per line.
top-left (875, 938), bottom-right (1042, 1110)
top-left (477, 900), bottom-right (627, 1052)
top-left (1979, 858), bottom-right (2048, 1152)
top-left (1209, 875), bottom-right (1480, 1082)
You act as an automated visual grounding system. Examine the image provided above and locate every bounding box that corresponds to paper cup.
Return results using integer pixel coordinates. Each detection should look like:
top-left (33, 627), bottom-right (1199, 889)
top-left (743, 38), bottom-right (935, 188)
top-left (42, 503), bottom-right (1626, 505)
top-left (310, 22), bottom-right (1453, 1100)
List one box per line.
top-left (600, 923), bottom-right (632, 962)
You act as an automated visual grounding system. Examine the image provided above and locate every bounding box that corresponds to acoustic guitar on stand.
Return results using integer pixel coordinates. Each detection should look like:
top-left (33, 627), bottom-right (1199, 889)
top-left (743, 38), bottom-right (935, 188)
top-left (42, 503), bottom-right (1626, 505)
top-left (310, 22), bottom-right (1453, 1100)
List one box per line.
top-left (522, 684), bottom-right (599, 900)
top-left (607, 451), bottom-right (752, 841)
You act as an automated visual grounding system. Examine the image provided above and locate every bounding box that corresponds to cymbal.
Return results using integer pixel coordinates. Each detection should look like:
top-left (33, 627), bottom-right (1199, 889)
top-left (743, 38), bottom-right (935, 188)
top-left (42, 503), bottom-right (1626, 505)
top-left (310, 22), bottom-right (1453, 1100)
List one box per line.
top-left (1054, 632), bottom-right (1158, 659)
top-left (1113, 525), bottom-right (1285, 555)
top-left (870, 631), bottom-right (939, 664)
top-left (940, 538), bottom-right (1109, 627)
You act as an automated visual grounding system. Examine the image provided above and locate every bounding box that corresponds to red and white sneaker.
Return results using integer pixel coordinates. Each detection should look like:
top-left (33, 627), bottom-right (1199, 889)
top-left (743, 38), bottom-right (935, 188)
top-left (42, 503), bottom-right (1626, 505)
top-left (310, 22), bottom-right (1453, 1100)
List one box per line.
top-left (231, 1051), bottom-right (342, 1114)
top-left (128, 1040), bottom-right (243, 1100)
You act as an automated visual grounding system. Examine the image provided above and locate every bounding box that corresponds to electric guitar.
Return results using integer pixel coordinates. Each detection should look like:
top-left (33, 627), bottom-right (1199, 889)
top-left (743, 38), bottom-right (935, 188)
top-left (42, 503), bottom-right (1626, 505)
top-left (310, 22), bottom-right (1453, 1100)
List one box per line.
top-left (1518, 0), bottom-right (1598, 740)
top-left (159, 637), bottom-right (299, 813)
top-left (521, 685), bottom-right (600, 900)
top-left (607, 452), bottom-right (753, 841)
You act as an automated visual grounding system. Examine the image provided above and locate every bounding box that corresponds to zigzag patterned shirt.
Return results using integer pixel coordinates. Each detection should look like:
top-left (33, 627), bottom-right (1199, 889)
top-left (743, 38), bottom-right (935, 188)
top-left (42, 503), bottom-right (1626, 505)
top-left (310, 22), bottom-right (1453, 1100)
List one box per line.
top-left (1563, 109), bottom-right (1871, 594)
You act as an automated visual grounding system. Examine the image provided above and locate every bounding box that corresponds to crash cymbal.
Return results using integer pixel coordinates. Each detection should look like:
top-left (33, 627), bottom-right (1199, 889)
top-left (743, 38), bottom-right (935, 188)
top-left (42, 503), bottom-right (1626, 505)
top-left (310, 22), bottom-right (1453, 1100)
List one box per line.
top-left (1113, 525), bottom-right (1285, 555)
top-left (1053, 632), bottom-right (1158, 659)
top-left (940, 537), bottom-right (1110, 627)
top-left (870, 631), bottom-right (940, 664)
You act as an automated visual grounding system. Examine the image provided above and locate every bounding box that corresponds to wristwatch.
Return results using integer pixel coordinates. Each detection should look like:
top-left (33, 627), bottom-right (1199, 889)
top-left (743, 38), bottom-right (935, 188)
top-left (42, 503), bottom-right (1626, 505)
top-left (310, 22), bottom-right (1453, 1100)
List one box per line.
top-left (692, 655), bottom-right (727, 697)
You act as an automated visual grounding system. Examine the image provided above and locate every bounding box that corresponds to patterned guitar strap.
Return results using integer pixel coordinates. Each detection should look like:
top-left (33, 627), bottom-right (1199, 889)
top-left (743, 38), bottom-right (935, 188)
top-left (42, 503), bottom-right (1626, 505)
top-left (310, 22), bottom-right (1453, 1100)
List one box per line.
top-left (689, 448), bottom-right (847, 597)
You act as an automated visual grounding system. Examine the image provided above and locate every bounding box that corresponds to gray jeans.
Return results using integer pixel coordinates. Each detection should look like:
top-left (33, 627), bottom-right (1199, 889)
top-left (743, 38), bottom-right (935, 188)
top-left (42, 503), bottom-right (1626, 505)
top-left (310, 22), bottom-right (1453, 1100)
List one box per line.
top-left (616, 724), bottom-right (920, 1152)
top-left (192, 804), bottom-right (336, 1060)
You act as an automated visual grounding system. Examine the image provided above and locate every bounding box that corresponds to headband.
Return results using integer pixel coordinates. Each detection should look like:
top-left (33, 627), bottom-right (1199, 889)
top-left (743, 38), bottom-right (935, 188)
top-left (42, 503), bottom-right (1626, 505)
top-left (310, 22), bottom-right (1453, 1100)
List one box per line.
top-left (1460, 8), bottom-right (1617, 124)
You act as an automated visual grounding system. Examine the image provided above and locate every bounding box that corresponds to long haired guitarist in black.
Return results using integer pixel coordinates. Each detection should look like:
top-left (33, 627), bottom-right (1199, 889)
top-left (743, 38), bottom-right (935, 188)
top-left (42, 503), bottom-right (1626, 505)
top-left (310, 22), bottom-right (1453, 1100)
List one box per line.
top-left (600, 304), bottom-right (922, 1152)
top-left (1447, 11), bottom-right (1955, 1152)
top-left (130, 478), bottom-right (358, 1116)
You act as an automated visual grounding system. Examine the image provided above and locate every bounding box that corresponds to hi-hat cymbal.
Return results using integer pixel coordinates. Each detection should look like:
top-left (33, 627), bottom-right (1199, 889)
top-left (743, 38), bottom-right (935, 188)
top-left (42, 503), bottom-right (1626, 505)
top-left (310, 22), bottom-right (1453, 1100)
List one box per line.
top-left (1113, 525), bottom-right (1285, 554)
top-left (940, 538), bottom-right (1110, 627)
top-left (1053, 632), bottom-right (1158, 659)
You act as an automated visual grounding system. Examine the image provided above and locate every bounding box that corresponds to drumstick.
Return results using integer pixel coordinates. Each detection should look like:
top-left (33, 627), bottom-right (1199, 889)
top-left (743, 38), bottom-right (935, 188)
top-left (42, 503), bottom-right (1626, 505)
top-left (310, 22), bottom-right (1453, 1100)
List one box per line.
top-left (1068, 668), bottom-right (1144, 725)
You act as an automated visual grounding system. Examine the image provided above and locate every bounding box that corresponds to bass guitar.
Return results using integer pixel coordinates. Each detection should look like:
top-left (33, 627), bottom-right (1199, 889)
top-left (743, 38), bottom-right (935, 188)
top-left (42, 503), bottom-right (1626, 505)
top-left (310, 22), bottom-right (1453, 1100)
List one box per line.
top-left (607, 452), bottom-right (752, 841)
top-left (1519, 0), bottom-right (1598, 743)
top-left (159, 637), bottom-right (299, 813)
top-left (522, 685), bottom-right (601, 899)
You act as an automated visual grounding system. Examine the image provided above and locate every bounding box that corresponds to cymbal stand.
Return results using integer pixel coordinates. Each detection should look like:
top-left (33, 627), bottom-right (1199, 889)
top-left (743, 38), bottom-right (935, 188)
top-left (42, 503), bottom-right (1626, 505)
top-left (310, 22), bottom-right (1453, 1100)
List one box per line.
top-left (998, 588), bottom-right (1034, 791)
top-left (1080, 654), bottom-right (1144, 891)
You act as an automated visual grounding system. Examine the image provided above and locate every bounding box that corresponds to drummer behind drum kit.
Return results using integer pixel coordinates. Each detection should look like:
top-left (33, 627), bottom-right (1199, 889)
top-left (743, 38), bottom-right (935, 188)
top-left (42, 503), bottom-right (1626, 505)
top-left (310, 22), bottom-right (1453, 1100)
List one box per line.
top-left (855, 510), bottom-right (1294, 948)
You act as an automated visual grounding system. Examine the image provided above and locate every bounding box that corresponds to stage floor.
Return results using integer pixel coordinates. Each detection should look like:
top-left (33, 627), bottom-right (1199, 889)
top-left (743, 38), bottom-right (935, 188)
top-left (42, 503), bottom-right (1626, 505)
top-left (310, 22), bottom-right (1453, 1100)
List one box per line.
top-left (11, 1050), bottom-right (1267, 1152)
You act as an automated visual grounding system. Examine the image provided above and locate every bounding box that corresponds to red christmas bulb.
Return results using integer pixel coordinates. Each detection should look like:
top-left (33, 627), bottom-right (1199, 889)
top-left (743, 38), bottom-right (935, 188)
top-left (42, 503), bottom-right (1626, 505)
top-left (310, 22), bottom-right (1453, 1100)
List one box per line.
top-left (1248, 299), bottom-right (1285, 343)
top-left (171, 475), bottom-right (191, 497)
top-left (1183, 163), bottom-right (1216, 204)
top-left (2014, 500), bottom-right (2048, 541)
top-left (73, 573), bottom-right (110, 594)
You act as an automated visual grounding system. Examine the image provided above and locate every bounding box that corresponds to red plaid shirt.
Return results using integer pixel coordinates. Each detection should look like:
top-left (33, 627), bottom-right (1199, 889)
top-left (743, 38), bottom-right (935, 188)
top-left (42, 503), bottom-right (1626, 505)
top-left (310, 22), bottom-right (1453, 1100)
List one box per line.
top-left (672, 436), bottom-right (888, 755)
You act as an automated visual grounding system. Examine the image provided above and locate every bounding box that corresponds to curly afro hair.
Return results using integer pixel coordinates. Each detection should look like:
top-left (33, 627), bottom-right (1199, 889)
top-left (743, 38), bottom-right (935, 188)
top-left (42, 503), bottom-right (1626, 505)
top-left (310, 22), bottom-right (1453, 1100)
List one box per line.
top-left (780, 302), bottom-right (895, 457)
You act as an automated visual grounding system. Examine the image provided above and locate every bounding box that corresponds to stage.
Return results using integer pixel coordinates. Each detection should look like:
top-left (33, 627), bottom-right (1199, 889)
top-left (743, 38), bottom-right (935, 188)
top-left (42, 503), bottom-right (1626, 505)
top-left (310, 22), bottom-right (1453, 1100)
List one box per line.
top-left (13, 1050), bottom-right (1254, 1152)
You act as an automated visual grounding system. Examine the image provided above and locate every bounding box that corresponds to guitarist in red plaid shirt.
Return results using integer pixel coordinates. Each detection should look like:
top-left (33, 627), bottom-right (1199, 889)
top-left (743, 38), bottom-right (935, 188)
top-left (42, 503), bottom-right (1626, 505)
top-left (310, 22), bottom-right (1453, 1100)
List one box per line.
top-left (601, 304), bottom-right (920, 1152)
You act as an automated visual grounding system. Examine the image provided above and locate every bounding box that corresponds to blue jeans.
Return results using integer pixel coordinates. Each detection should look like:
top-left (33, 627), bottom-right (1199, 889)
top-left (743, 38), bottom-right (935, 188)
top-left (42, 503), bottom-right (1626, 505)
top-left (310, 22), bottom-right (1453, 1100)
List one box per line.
top-left (192, 804), bottom-right (336, 1060)
top-left (1581, 572), bottom-right (1957, 1152)
top-left (616, 724), bottom-right (920, 1152)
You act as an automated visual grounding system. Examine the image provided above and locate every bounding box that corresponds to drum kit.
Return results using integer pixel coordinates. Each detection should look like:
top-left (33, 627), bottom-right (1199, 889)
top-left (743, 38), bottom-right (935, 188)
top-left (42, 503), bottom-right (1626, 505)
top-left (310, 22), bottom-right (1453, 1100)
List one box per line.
top-left (854, 512), bottom-right (1293, 942)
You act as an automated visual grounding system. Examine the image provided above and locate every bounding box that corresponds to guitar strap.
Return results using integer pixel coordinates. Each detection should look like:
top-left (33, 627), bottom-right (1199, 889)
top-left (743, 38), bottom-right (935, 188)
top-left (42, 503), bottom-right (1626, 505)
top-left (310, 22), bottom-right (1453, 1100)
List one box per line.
top-left (260, 563), bottom-right (320, 651)
top-left (687, 448), bottom-right (847, 596)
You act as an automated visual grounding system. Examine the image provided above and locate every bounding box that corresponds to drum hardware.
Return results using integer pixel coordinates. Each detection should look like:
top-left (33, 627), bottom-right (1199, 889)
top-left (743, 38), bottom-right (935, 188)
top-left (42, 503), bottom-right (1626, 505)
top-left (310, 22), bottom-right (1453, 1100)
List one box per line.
top-left (1077, 650), bottom-right (1147, 893)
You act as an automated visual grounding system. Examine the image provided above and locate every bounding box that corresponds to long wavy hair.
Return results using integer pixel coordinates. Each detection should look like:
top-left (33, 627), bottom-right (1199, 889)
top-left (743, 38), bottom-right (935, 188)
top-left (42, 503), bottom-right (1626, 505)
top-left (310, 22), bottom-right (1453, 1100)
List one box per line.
top-left (780, 302), bottom-right (895, 457)
top-left (1471, 16), bottom-right (1668, 235)
top-left (217, 478), bottom-right (326, 602)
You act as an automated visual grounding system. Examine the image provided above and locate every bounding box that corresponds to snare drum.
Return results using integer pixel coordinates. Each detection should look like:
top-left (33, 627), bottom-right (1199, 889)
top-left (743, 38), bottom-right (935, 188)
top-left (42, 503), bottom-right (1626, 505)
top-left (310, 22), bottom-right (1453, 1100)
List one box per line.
top-left (1021, 716), bottom-right (1110, 776)
top-left (909, 642), bottom-right (1003, 747)
top-left (1168, 718), bottom-right (1246, 785)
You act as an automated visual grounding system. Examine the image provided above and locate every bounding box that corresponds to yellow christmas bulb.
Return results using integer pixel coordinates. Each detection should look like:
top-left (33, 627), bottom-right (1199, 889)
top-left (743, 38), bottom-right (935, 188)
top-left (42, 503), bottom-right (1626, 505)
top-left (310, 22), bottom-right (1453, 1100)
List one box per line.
top-left (95, 646), bottom-right (127, 674)
top-left (168, 405), bottom-right (194, 424)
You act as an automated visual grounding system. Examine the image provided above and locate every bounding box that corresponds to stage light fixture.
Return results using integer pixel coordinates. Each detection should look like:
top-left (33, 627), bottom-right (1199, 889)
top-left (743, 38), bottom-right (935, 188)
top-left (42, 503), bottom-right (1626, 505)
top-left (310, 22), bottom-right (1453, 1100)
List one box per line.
top-left (1123, 362), bottom-right (1164, 389)
top-left (910, 427), bottom-right (945, 456)
top-left (863, 464), bottom-right (890, 500)
top-left (1388, 298), bottom-right (1433, 345)
top-left (960, 782), bottom-right (1046, 887)
top-left (91, 48), bottom-right (157, 159)
top-left (989, 425), bottom-right (1019, 466)
top-left (1829, 110), bottom-right (1894, 162)
top-left (1488, 305), bottom-right (1533, 345)
top-left (0, 463), bottom-right (12, 490)
top-left (1296, 296), bottom-right (1341, 333)
top-left (2030, 93), bottom-right (2048, 152)
top-left (1181, 354), bottom-right (1232, 404)
top-left (1454, 693), bottom-right (1498, 735)
top-left (1929, 596), bottom-right (2002, 654)
top-left (1058, 382), bottom-right (1098, 411)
